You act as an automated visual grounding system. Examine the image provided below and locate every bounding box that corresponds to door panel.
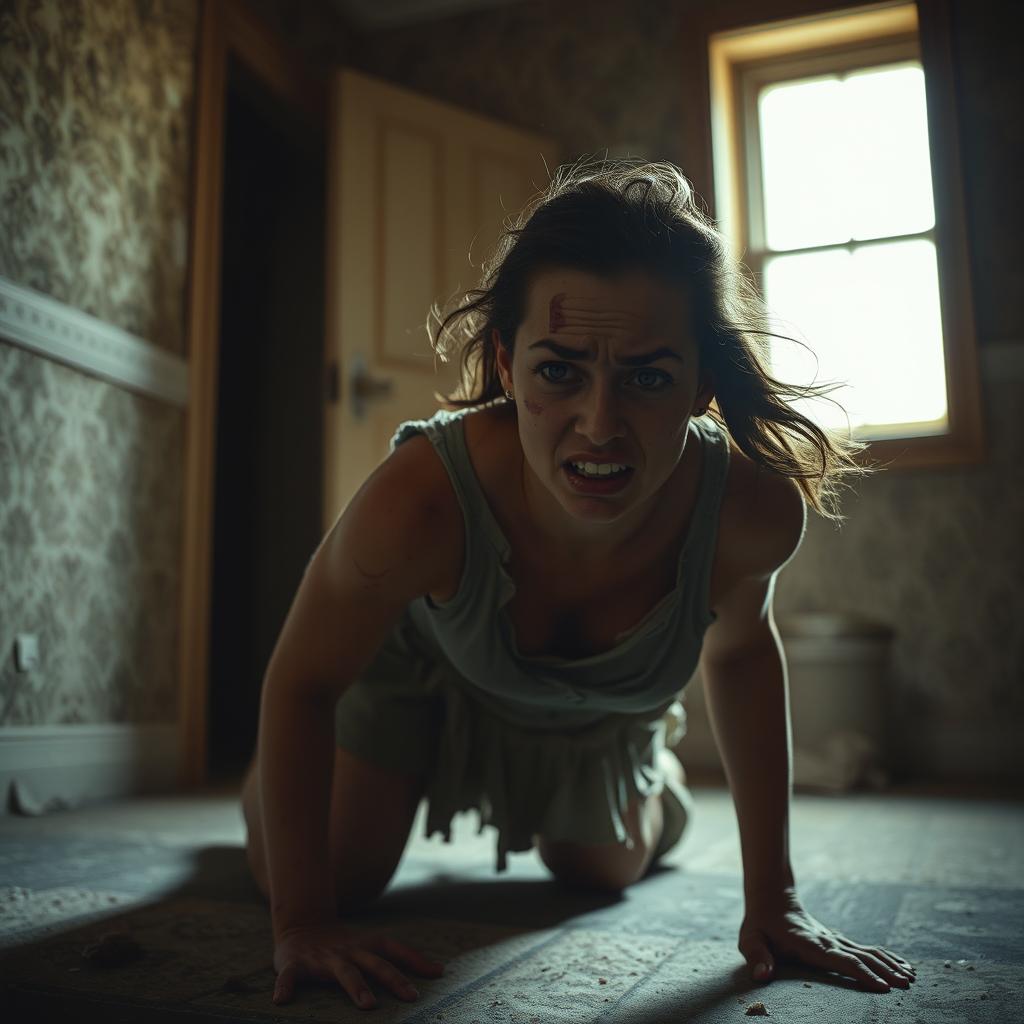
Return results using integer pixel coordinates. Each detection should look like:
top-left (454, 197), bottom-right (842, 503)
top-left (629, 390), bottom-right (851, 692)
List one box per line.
top-left (324, 69), bottom-right (559, 526)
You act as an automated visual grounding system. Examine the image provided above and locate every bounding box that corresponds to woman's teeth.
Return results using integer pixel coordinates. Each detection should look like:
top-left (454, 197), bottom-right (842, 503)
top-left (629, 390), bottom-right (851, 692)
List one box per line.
top-left (570, 461), bottom-right (629, 477)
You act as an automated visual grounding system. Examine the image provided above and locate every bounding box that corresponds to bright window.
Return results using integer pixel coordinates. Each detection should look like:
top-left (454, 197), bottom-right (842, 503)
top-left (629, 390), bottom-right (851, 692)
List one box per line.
top-left (758, 63), bottom-right (946, 438)
top-left (706, 2), bottom-right (983, 466)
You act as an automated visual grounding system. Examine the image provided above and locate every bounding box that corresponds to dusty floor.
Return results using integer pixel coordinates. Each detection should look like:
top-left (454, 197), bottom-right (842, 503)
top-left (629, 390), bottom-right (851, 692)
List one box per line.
top-left (1, 777), bottom-right (1021, 1022)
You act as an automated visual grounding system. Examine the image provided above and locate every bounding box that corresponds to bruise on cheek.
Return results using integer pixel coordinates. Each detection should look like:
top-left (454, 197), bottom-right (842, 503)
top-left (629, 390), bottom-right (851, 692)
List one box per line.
top-left (523, 398), bottom-right (543, 415)
top-left (549, 293), bottom-right (566, 332)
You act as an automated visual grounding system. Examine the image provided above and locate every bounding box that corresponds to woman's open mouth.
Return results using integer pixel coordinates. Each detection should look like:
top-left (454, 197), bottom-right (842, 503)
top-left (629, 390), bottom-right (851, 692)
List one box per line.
top-left (562, 460), bottom-right (634, 495)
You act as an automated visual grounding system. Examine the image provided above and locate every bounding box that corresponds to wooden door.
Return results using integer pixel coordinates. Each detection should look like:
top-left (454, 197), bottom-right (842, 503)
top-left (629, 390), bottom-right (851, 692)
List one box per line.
top-left (323, 69), bottom-right (559, 525)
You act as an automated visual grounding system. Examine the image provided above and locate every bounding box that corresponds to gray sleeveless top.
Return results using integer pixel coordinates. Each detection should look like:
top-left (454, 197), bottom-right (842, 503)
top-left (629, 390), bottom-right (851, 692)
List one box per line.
top-left (394, 406), bottom-right (731, 730)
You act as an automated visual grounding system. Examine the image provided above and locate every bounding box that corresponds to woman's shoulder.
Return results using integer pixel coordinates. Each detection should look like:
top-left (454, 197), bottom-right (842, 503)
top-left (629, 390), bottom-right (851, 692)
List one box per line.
top-left (717, 435), bottom-right (807, 579)
top-left (388, 403), bottom-right (517, 599)
top-left (375, 426), bottom-right (466, 600)
top-left (388, 402), bottom-right (515, 518)
top-left (461, 401), bottom-right (520, 491)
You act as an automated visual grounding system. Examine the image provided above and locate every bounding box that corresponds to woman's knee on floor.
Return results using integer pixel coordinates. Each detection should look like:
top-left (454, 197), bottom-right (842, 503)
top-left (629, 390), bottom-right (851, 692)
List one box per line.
top-left (535, 791), bottom-right (664, 893)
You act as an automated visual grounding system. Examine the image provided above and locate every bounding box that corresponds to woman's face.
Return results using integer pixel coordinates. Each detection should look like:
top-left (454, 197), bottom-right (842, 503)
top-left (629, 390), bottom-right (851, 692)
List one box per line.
top-left (496, 266), bottom-right (714, 527)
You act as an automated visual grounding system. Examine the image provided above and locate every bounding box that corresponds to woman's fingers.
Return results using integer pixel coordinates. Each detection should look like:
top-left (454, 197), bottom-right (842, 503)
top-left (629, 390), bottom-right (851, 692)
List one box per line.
top-left (863, 945), bottom-right (916, 976)
top-left (374, 936), bottom-right (446, 976)
top-left (272, 963), bottom-right (296, 1004)
top-left (351, 948), bottom-right (421, 1001)
top-left (835, 950), bottom-right (893, 990)
top-left (794, 929), bottom-right (919, 992)
top-left (800, 943), bottom-right (894, 991)
top-left (331, 958), bottom-right (378, 1010)
top-left (271, 929), bottom-right (443, 1010)
top-left (850, 944), bottom-right (916, 983)
top-left (273, 955), bottom-right (376, 1010)
top-left (850, 949), bottom-right (911, 988)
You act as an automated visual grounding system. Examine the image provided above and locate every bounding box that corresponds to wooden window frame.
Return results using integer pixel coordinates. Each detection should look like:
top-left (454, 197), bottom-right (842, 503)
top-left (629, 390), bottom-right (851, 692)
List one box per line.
top-left (685, 0), bottom-right (983, 470)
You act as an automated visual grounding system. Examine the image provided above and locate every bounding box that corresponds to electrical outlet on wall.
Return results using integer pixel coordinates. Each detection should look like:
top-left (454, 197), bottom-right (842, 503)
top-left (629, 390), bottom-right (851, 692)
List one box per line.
top-left (14, 633), bottom-right (40, 673)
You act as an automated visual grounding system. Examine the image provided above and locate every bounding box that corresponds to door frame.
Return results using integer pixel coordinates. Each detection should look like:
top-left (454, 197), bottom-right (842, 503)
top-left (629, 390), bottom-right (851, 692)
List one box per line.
top-left (179, 0), bottom-right (327, 787)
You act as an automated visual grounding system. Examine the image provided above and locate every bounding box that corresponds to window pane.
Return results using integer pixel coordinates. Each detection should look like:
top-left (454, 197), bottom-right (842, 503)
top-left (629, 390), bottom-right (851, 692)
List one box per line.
top-left (846, 65), bottom-right (935, 242)
top-left (759, 75), bottom-right (849, 251)
top-left (759, 63), bottom-right (935, 252)
top-left (762, 239), bottom-right (948, 436)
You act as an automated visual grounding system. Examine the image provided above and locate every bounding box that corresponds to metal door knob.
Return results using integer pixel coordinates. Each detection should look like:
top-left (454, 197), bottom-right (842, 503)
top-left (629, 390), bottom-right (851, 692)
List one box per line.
top-left (349, 354), bottom-right (393, 419)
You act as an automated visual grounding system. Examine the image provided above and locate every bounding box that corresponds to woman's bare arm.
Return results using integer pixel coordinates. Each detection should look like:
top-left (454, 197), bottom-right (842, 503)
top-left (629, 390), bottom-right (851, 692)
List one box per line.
top-left (256, 436), bottom-right (461, 939)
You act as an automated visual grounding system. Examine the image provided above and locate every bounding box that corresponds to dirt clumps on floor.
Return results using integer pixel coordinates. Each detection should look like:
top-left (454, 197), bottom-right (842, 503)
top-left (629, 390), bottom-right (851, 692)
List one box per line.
top-left (80, 932), bottom-right (144, 968)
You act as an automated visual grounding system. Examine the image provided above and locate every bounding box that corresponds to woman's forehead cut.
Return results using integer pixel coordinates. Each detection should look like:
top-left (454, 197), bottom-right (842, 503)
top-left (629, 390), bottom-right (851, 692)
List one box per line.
top-left (521, 282), bottom-right (691, 358)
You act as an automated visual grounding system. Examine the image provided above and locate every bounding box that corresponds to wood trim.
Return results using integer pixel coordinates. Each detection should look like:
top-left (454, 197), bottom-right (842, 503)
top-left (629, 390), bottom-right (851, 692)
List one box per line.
top-left (178, 0), bottom-right (327, 788)
top-left (705, 1), bottom-right (918, 58)
top-left (687, 0), bottom-right (984, 471)
top-left (914, 0), bottom-right (984, 466)
top-left (223, 1), bottom-right (325, 122)
top-left (179, 0), bottom-right (227, 790)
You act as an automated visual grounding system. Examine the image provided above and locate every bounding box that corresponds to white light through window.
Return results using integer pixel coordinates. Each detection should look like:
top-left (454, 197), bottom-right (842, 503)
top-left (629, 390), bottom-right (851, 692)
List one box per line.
top-left (756, 63), bottom-right (946, 436)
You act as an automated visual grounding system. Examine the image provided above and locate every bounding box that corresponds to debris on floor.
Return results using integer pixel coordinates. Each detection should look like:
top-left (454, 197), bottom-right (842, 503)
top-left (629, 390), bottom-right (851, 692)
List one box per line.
top-left (7, 779), bottom-right (76, 817)
top-left (745, 1000), bottom-right (769, 1016)
top-left (81, 932), bottom-right (144, 968)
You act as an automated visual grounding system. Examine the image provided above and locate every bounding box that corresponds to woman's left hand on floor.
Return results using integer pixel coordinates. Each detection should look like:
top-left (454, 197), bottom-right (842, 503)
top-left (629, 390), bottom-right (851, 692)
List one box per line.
top-left (737, 888), bottom-right (917, 992)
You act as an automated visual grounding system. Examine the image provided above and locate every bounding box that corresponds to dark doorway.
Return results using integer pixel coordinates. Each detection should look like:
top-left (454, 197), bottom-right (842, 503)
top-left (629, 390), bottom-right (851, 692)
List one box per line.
top-left (207, 55), bottom-right (326, 783)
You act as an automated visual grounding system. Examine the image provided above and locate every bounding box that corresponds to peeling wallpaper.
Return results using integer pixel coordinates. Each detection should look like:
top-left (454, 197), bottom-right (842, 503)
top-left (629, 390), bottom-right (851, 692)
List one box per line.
top-left (0, 0), bottom-right (1020, 782)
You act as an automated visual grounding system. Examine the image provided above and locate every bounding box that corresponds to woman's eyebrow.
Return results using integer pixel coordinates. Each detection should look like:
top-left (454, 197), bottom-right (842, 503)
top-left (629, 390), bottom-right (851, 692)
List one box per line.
top-left (527, 339), bottom-right (683, 365)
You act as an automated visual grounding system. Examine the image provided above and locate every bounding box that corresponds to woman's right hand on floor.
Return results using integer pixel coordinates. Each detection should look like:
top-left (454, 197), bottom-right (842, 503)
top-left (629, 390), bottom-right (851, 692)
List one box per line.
top-left (272, 921), bottom-right (445, 1010)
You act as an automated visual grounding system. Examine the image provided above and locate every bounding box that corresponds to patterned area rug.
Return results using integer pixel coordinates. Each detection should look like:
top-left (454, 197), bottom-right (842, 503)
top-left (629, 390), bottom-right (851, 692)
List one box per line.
top-left (1, 787), bottom-right (1020, 1022)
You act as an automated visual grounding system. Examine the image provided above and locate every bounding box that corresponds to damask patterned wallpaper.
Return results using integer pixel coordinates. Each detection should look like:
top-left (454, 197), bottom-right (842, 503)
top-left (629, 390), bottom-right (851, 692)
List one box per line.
top-left (0, 344), bottom-right (184, 725)
top-left (0, 0), bottom-right (197, 356)
top-left (0, 0), bottom-right (197, 726)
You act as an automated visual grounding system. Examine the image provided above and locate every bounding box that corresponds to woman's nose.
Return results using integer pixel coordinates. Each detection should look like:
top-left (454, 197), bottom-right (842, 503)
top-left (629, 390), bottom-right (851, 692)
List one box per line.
top-left (574, 383), bottom-right (624, 447)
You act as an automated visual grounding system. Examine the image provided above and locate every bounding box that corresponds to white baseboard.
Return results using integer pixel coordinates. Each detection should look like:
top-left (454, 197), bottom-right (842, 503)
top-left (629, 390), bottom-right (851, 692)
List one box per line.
top-left (0, 723), bottom-right (180, 815)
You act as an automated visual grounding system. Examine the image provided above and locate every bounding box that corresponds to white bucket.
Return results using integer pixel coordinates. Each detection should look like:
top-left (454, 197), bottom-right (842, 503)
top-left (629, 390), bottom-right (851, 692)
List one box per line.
top-left (776, 612), bottom-right (894, 792)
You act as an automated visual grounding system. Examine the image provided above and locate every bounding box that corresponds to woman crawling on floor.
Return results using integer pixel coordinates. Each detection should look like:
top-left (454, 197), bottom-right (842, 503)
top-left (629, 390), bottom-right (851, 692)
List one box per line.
top-left (241, 158), bottom-right (917, 1009)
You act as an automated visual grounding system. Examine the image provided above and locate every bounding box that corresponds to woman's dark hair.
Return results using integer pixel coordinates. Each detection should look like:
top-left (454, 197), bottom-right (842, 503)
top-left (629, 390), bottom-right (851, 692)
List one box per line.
top-left (427, 157), bottom-right (876, 523)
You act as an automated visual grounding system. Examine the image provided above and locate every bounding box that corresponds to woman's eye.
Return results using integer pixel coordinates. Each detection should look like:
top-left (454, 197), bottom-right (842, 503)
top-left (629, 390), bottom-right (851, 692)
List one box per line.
top-left (630, 368), bottom-right (673, 390)
top-left (530, 363), bottom-right (673, 390)
top-left (534, 362), bottom-right (576, 384)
